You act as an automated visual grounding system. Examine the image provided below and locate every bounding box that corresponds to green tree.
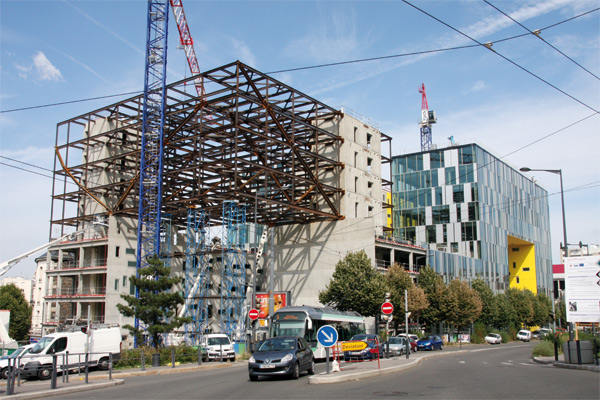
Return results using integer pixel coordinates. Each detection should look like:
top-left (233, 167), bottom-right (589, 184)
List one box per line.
top-left (492, 293), bottom-right (513, 330)
top-left (444, 279), bottom-right (483, 331)
top-left (0, 284), bottom-right (31, 341)
top-left (117, 256), bottom-right (191, 349)
top-left (471, 279), bottom-right (495, 328)
top-left (384, 264), bottom-right (429, 331)
top-left (319, 251), bottom-right (386, 317)
top-left (532, 292), bottom-right (552, 327)
top-left (505, 288), bottom-right (534, 328)
top-left (417, 266), bottom-right (445, 328)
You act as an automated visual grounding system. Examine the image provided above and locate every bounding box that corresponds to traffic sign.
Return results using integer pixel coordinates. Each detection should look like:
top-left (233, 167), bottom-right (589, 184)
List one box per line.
top-left (381, 302), bottom-right (394, 315)
top-left (248, 309), bottom-right (260, 320)
top-left (317, 325), bottom-right (338, 348)
top-left (341, 340), bottom-right (368, 352)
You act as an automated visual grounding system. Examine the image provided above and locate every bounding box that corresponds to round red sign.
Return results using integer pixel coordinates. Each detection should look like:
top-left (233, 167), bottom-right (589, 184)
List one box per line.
top-left (248, 309), bottom-right (260, 320)
top-left (381, 302), bottom-right (394, 315)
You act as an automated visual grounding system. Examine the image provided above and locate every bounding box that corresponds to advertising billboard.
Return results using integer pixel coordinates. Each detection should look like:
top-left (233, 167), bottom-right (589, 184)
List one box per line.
top-left (255, 292), bottom-right (290, 319)
top-left (564, 256), bottom-right (600, 323)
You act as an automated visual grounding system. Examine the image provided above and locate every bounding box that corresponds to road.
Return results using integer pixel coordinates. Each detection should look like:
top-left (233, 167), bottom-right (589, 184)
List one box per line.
top-left (53, 342), bottom-right (599, 400)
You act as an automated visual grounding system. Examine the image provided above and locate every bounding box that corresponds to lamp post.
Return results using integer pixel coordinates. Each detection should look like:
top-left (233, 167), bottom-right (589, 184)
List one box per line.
top-left (520, 167), bottom-right (566, 361)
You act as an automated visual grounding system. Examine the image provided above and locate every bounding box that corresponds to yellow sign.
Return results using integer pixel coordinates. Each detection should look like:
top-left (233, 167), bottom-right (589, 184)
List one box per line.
top-left (341, 340), bottom-right (368, 352)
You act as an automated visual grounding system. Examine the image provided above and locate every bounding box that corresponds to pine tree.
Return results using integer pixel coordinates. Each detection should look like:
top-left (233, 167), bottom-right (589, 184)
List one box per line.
top-left (117, 256), bottom-right (191, 349)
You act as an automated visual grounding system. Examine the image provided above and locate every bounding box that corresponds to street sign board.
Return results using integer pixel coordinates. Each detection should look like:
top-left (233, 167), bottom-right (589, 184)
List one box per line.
top-left (341, 340), bottom-right (368, 352)
top-left (248, 309), bottom-right (260, 320)
top-left (317, 325), bottom-right (338, 348)
top-left (381, 302), bottom-right (394, 315)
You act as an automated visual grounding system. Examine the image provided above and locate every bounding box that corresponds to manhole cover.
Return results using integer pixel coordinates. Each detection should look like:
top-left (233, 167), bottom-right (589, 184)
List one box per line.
top-left (372, 391), bottom-right (408, 397)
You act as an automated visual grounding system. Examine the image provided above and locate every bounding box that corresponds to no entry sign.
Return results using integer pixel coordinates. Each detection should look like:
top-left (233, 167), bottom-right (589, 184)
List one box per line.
top-left (248, 309), bottom-right (260, 320)
top-left (381, 302), bottom-right (394, 315)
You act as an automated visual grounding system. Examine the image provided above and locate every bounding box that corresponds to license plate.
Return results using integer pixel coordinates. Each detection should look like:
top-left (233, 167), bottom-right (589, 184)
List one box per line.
top-left (260, 364), bottom-right (275, 369)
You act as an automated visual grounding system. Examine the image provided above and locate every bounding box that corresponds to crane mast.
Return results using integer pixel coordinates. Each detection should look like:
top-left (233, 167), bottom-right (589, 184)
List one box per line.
top-left (137, 0), bottom-right (169, 305)
top-left (419, 83), bottom-right (437, 152)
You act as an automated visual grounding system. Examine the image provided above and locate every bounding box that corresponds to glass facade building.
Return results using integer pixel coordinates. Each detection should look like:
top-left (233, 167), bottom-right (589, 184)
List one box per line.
top-left (391, 144), bottom-right (552, 294)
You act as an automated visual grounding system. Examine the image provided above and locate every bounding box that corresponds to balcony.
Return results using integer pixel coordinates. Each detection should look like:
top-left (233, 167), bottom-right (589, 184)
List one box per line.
top-left (48, 259), bottom-right (108, 272)
top-left (45, 286), bottom-right (107, 298)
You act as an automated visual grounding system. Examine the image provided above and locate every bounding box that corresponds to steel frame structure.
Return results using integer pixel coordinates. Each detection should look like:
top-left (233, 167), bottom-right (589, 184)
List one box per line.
top-left (50, 61), bottom-right (345, 238)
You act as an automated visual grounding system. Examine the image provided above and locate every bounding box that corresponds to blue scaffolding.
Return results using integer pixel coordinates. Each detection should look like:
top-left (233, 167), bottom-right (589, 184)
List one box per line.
top-left (220, 201), bottom-right (247, 339)
top-left (182, 208), bottom-right (210, 345)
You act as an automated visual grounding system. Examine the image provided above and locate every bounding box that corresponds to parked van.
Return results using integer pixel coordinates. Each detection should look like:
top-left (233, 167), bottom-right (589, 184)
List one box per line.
top-left (0, 344), bottom-right (34, 379)
top-left (19, 327), bottom-right (121, 380)
top-left (201, 334), bottom-right (235, 362)
top-left (516, 329), bottom-right (532, 342)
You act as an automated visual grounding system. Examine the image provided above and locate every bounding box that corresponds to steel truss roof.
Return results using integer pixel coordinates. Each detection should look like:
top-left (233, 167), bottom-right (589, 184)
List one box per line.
top-left (51, 61), bottom-right (346, 235)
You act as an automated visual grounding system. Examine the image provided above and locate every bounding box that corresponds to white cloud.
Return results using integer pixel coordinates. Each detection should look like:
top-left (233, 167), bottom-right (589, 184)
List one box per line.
top-left (230, 39), bottom-right (257, 69)
top-left (15, 63), bottom-right (30, 80)
top-left (33, 52), bottom-right (63, 81)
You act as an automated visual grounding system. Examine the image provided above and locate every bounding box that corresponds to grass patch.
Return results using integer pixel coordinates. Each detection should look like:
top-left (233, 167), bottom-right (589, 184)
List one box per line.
top-left (532, 340), bottom-right (555, 357)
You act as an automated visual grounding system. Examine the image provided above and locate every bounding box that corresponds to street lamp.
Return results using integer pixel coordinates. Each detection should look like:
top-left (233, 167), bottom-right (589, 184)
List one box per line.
top-left (520, 167), bottom-right (567, 361)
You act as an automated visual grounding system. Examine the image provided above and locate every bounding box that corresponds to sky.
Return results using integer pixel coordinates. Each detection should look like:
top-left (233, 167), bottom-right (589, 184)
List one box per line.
top-left (0, 0), bottom-right (599, 279)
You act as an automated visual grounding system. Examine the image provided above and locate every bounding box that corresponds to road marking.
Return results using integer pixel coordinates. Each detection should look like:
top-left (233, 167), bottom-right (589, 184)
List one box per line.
top-left (459, 361), bottom-right (465, 364)
top-left (501, 362), bottom-right (513, 366)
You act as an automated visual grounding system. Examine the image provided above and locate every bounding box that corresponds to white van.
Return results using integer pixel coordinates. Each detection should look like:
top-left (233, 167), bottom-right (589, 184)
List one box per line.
top-left (516, 329), bottom-right (532, 342)
top-left (201, 334), bottom-right (235, 362)
top-left (19, 327), bottom-right (121, 380)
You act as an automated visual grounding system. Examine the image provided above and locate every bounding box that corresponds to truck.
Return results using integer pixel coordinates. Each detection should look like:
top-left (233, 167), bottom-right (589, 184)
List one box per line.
top-left (19, 326), bottom-right (121, 380)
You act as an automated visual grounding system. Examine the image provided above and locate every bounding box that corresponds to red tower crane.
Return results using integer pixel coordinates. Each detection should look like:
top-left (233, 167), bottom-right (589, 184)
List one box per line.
top-left (418, 83), bottom-right (436, 151)
top-left (169, 0), bottom-right (204, 97)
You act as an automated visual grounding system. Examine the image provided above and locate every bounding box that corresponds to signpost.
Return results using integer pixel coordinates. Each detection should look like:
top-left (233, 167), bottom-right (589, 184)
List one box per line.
top-left (381, 302), bottom-right (394, 315)
top-left (317, 325), bottom-right (338, 374)
top-left (381, 301), bottom-right (393, 358)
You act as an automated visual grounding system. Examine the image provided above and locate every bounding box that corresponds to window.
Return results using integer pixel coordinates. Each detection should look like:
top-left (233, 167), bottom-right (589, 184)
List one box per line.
top-left (523, 267), bottom-right (530, 271)
top-left (468, 202), bottom-right (479, 221)
top-left (451, 242), bottom-right (459, 253)
top-left (354, 152), bottom-right (358, 167)
top-left (355, 203), bottom-right (359, 218)
top-left (461, 222), bottom-right (477, 241)
top-left (445, 167), bottom-right (456, 186)
top-left (459, 164), bottom-right (474, 183)
top-left (459, 145), bottom-right (475, 164)
top-left (432, 205), bottom-right (450, 224)
top-left (426, 225), bottom-right (437, 244)
top-left (125, 248), bottom-right (135, 255)
top-left (115, 279), bottom-right (119, 290)
top-left (354, 176), bottom-right (358, 192)
top-left (435, 187), bottom-right (443, 205)
top-left (127, 261), bottom-right (137, 267)
top-left (513, 262), bottom-right (516, 269)
top-left (516, 276), bottom-right (520, 284)
top-left (130, 284), bottom-right (135, 295)
top-left (354, 127), bottom-right (357, 142)
top-left (367, 157), bottom-right (373, 173)
top-left (512, 248), bottom-right (520, 252)
top-left (367, 133), bottom-right (372, 149)
top-left (430, 150), bottom-right (444, 169)
top-left (123, 276), bottom-right (127, 286)
top-left (115, 246), bottom-right (120, 257)
top-left (453, 185), bottom-right (464, 203)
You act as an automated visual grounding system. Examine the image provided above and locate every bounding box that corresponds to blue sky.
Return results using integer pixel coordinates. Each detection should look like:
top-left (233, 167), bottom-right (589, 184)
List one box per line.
top-left (1, 0), bottom-right (599, 279)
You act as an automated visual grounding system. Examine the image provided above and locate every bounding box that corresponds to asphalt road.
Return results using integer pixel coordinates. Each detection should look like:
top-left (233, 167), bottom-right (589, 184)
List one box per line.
top-left (52, 342), bottom-right (599, 400)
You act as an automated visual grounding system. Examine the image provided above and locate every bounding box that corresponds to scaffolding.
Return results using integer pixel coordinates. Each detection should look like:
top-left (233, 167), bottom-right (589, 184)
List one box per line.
top-left (220, 201), bottom-right (247, 340)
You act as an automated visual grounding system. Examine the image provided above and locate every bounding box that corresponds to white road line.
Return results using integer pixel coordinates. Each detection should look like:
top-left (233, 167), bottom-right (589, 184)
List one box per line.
top-left (459, 361), bottom-right (466, 364)
top-left (501, 362), bottom-right (513, 366)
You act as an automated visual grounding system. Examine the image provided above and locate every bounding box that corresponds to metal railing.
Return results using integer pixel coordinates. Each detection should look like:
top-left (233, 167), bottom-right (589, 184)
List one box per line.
top-left (48, 259), bottom-right (108, 271)
top-left (46, 287), bottom-right (107, 297)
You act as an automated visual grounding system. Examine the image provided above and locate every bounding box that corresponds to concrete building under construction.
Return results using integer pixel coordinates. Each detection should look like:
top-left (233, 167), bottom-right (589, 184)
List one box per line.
top-left (36, 62), bottom-right (426, 345)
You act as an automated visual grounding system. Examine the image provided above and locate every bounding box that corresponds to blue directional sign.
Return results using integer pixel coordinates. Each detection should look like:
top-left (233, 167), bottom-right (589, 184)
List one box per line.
top-left (317, 325), bottom-right (338, 348)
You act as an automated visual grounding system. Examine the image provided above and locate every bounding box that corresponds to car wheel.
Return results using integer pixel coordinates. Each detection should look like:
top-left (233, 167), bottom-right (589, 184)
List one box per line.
top-left (308, 358), bottom-right (315, 375)
top-left (98, 357), bottom-right (110, 371)
top-left (291, 362), bottom-right (300, 380)
top-left (38, 367), bottom-right (52, 380)
top-left (1, 367), bottom-right (10, 380)
top-left (249, 374), bottom-right (258, 382)
top-left (440, 344), bottom-right (443, 350)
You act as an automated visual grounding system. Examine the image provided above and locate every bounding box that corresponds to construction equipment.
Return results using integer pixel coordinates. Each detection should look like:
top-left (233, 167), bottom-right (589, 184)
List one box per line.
top-left (418, 83), bottom-right (437, 151)
top-left (0, 225), bottom-right (99, 278)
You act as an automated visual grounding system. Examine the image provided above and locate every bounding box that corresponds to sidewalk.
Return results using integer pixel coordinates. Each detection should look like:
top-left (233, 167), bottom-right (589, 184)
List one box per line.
top-left (532, 355), bottom-right (600, 373)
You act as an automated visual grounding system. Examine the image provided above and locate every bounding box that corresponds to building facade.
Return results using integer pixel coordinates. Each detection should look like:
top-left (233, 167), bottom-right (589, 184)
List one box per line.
top-left (391, 143), bottom-right (553, 294)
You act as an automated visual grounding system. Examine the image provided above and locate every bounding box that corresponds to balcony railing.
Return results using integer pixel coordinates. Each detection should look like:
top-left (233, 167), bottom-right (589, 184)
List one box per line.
top-left (48, 259), bottom-right (108, 271)
top-left (46, 286), bottom-right (107, 297)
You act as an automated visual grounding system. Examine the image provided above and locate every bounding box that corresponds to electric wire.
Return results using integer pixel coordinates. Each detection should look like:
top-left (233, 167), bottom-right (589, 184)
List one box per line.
top-left (400, 0), bottom-right (599, 114)
top-left (1, 7), bottom-right (597, 114)
top-left (483, 0), bottom-right (600, 81)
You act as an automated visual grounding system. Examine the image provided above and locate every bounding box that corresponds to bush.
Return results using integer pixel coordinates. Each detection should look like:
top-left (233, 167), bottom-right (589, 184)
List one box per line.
top-left (471, 322), bottom-right (486, 344)
top-left (499, 331), bottom-right (511, 344)
top-left (532, 340), bottom-right (555, 357)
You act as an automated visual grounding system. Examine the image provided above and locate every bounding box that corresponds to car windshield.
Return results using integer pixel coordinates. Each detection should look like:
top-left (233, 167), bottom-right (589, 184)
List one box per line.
top-left (389, 338), bottom-right (404, 344)
top-left (258, 338), bottom-right (296, 352)
top-left (351, 335), bottom-right (375, 342)
top-left (422, 336), bottom-right (435, 341)
top-left (518, 331), bottom-right (528, 335)
top-left (8, 347), bottom-right (30, 358)
top-left (207, 337), bottom-right (230, 346)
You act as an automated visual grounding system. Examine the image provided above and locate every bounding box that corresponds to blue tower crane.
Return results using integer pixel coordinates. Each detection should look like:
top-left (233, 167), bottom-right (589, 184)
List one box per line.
top-left (136, 0), bottom-right (170, 342)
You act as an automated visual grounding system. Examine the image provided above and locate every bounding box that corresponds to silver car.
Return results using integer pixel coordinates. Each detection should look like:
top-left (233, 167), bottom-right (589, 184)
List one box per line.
top-left (484, 333), bottom-right (502, 344)
top-left (387, 337), bottom-right (411, 356)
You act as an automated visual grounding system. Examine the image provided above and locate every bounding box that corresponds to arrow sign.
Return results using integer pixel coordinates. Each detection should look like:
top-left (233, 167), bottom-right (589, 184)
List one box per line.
top-left (248, 309), bottom-right (260, 320)
top-left (317, 325), bottom-right (338, 348)
top-left (381, 302), bottom-right (394, 315)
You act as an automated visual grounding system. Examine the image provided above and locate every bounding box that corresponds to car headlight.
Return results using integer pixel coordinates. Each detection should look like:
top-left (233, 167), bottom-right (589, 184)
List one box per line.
top-left (249, 356), bottom-right (255, 363)
top-left (281, 353), bottom-right (293, 362)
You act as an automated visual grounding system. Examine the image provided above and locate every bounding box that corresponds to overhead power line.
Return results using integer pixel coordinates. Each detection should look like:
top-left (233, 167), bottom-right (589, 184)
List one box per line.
top-left (1, 7), bottom-right (597, 115)
top-left (483, 0), bottom-right (600, 81)
top-left (401, 0), bottom-right (600, 114)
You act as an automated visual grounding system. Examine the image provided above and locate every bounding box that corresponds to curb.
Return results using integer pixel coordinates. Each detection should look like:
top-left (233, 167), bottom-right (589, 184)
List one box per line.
top-left (533, 356), bottom-right (600, 373)
top-left (7, 379), bottom-right (124, 400)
